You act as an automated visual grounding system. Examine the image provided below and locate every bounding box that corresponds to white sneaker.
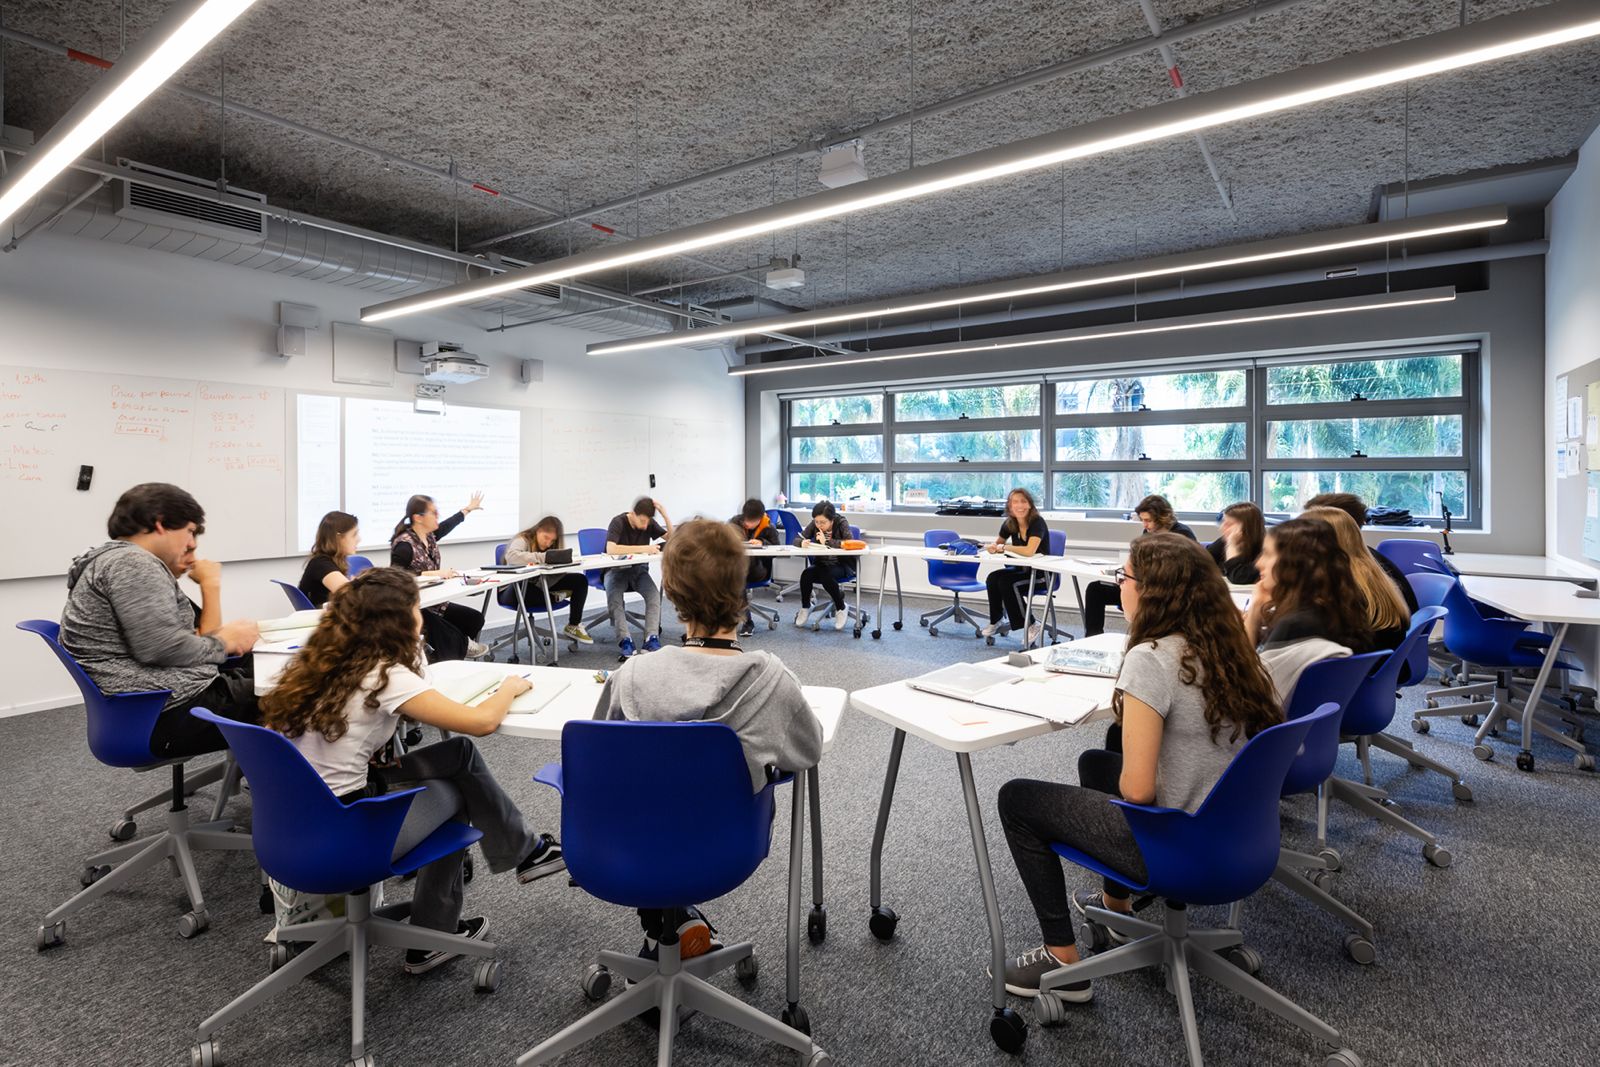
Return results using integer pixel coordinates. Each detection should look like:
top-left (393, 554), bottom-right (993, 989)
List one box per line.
top-left (979, 623), bottom-right (1001, 638)
top-left (833, 609), bottom-right (848, 631)
top-left (466, 639), bottom-right (490, 659)
top-left (794, 608), bottom-right (811, 628)
top-left (1027, 622), bottom-right (1043, 646)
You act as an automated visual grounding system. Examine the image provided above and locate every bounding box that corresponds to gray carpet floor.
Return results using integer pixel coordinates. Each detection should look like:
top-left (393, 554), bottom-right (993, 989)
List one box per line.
top-left (4, 592), bottom-right (1600, 1067)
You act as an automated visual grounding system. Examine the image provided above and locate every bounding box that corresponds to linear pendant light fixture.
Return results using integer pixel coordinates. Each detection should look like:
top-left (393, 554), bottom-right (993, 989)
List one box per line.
top-left (358, 1), bottom-right (1600, 326)
top-left (0, 0), bottom-right (261, 231)
top-left (588, 206), bottom-right (1505, 355)
top-left (726, 287), bottom-right (1458, 377)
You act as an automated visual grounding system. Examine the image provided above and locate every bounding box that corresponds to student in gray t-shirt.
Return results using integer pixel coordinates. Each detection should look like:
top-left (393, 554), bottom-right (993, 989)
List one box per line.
top-left (993, 533), bottom-right (1284, 1002)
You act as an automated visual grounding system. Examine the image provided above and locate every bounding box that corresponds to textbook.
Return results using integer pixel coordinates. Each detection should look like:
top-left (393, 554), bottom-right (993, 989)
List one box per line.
top-left (258, 609), bottom-right (323, 634)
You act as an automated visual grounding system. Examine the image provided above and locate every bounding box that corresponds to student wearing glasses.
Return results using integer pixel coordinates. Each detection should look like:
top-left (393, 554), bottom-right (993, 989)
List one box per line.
top-left (1080, 494), bottom-right (1197, 637)
top-left (995, 534), bottom-right (1283, 1001)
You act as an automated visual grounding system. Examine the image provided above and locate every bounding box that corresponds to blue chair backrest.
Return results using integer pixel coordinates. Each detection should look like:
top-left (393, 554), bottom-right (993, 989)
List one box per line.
top-left (1341, 607), bottom-right (1446, 736)
top-left (190, 708), bottom-right (426, 895)
top-left (559, 720), bottom-right (778, 909)
top-left (1115, 704), bottom-right (1334, 905)
top-left (578, 527), bottom-right (609, 591)
top-left (769, 509), bottom-right (803, 547)
top-left (493, 543), bottom-right (519, 609)
top-left (1047, 529), bottom-right (1065, 555)
top-left (1281, 653), bottom-right (1385, 795)
top-left (347, 555), bottom-right (374, 576)
top-left (1408, 571), bottom-right (1453, 610)
top-left (17, 620), bottom-right (170, 768)
top-left (924, 529), bottom-right (981, 587)
top-left (272, 579), bottom-right (316, 612)
top-left (1376, 539), bottom-right (1455, 577)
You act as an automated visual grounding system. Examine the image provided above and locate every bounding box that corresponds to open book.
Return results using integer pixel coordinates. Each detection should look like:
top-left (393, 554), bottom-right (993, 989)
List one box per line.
top-left (258, 609), bottom-right (323, 634)
top-left (907, 663), bottom-right (1097, 725)
top-left (435, 669), bottom-right (571, 714)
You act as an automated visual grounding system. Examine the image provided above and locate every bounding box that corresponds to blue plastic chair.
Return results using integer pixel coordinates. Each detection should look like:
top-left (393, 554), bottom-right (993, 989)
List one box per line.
top-left (804, 525), bottom-right (871, 637)
top-left (493, 542), bottom-right (574, 662)
top-left (271, 578), bottom-right (316, 611)
top-left (578, 526), bottom-right (649, 638)
top-left (187, 708), bottom-right (497, 1067)
top-left (1375, 538), bottom-right (1455, 577)
top-left (1035, 704), bottom-right (1358, 1066)
top-left (347, 554), bottom-right (374, 576)
top-left (919, 528), bottom-right (988, 637)
top-left (518, 721), bottom-right (824, 1066)
top-left (768, 508), bottom-right (806, 603)
top-left (17, 621), bottom-right (252, 950)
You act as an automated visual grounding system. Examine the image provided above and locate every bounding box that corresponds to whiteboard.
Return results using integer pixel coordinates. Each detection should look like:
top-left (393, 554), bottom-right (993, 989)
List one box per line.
top-left (542, 409), bottom-right (651, 531)
top-left (650, 416), bottom-right (736, 522)
top-left (0, 364), bottom-right (287, 579)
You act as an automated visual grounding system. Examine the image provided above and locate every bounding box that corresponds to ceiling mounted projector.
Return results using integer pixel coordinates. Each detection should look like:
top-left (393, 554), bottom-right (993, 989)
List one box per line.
top-left (421, 342), bottom-right (490, 383)
top-left (818, 141), bottom-right (867, 188)
top-left (765, 257), bottom-right (806, 290)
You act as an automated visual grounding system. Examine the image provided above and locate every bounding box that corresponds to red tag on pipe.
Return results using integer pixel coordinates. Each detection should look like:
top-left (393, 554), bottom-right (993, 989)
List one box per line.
top-left (67, 48), bottom-right (115, 70)
top-left (591, 223), bottom-right (616, 235)
top-left (1167, 66), bottom-right (1184, 89)
top-left (471, 182), bottom-right (500, 196)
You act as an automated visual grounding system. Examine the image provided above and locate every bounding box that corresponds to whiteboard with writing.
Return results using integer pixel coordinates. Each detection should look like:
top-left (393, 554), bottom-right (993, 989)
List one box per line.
top-left (649, 416), bottom-right (736, 522)
top-left (0, 364), bottom-right (287, 579)
top-left (542, 409), bottom-right (651, 531)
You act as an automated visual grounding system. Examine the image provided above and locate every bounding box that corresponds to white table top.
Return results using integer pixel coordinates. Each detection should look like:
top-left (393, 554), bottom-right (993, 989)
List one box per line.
top-left (1446, 553), bottom-right (1594, 582)
top-left (748, 544), bottom-right (870, 558)
top-left (1459, 574), bottom-right (1600, 626)
top-left (849, 633), bottom-right (1124, 753)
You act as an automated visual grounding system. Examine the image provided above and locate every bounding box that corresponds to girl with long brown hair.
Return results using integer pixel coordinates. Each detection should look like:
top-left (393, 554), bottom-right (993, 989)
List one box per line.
top-left (297, 510), bottom-right (359, 608)
top-left (1301, 506), bottom-right (1410, 650)
top-left (505, 514), bottom-right (594, 645)
top-left (996, 533), bottom-right (1282, 1001)
top-left (1207, 501), bottom-right (1265, 585)
top-left (980, 487), bottom-right (1053, 645)
top-left (261, 567), bottom-right (563, 973)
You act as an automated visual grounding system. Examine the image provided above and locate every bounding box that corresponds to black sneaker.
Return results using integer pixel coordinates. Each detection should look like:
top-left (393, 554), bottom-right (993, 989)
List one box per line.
top-left (403, 915), bottom-right (488, 975)
top-left (1072, 890), bottom-right (1133, 944)
top-left (516, 834), bottom-right (566, 884)
top-left (738, 617), bottom-right (756, 638)
top-left (987, 944), bottom-right (1091, 1002)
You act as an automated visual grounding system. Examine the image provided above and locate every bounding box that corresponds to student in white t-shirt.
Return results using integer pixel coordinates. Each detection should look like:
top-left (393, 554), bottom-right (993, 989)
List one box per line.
top-left (260, 566), bottom-right (564, 975)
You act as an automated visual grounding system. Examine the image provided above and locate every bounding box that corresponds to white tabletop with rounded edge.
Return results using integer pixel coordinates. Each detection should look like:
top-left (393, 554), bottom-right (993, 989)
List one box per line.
top-left (1446, 553), bottom-right (1595, 581)
top-left (849, 633), bottom-right (1124, 754)
top-left (1459, 575), bottom-right (1600, 626)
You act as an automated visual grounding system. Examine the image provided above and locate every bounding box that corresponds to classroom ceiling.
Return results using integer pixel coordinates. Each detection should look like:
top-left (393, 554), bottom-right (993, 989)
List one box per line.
top-left (4, 0), bottom-right (1600, 327)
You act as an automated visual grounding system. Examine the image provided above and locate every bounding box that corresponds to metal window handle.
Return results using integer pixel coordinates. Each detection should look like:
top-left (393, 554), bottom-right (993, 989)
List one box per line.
top-left (957, 456), bottom-right (970, 463)
top-left (958, 412), bottom-right (970, 420)
top-left (831, 457), bottom-right (841, 464)
top-left (1137, 452), bottom-right (1152, 462)
top-left (1350, 392), bottom-right (1368, 402)
top-left (1137, 404), bottom-right (1151, 412)
top-left (1350, 450), bottom-right (1368, 459)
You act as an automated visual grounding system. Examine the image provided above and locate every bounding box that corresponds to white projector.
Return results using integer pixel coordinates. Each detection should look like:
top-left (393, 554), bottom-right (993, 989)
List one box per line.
top-left (420, 343), bottom-right (489, 383)
top-left (765, 266), bottom-right (807, 290)
top-left (818, 142), bottom-right (867, 188)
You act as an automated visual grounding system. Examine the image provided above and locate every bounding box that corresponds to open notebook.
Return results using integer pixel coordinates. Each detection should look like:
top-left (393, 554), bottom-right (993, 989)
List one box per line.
top-left (907, 663), bottom-right (1098, 725)
top-left (435, 670), bottom-right (570, 715)
top-left (256, 609), bottom-right (323, 648)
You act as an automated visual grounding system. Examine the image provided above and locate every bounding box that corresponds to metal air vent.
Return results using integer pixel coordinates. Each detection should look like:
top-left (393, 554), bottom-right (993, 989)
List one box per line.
top-left (684, 303), bottom-right (727, 329)
top-left (518, 281), bottom-right (562, 304)
top-left (115, 160), bottom-right (268, 244)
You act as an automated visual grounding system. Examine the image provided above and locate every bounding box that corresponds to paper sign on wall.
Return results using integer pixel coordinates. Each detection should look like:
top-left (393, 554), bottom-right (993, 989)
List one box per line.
top-left (1588, 382), bottom-right (1600, 466)
top-left (1585, 473), bottom-right (1600, 562)
top-left (1570, 396), bottom-right (1585, 440)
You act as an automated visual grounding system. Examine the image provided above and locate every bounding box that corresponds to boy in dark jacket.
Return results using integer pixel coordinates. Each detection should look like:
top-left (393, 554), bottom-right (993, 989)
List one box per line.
top-left (731, 498), bottom-right (780, 636)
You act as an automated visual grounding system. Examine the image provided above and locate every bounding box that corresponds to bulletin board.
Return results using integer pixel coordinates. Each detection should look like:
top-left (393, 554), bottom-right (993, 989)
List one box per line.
top-left (1552, 357), bottom-right (1600, 564)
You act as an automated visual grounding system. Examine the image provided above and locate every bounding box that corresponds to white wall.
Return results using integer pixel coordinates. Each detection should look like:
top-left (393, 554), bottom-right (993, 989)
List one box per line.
top-left (0, 230), bottom-right (743, 715)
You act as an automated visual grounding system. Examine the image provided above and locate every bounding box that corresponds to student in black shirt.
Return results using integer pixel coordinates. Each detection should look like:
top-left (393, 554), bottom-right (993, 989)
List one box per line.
top-left (730, 498), bottom-right (780, 637)
top-left (298, 510), bottom-right (360, 608)
top-left (794, 502), bottom-right (854, 631)
top-left (604, 496), bottom-right (673, 657)
top-left (1303, 492), bottom-right (1420, 616)
top-left (979, 487), bottom-right (1052, 645)
top-left (390, 491), bottom-right (487, 660)
top-left (1205, 501), bottom-right (1264, 585)
top-left (1082, 494), bottom-right (1197, 637)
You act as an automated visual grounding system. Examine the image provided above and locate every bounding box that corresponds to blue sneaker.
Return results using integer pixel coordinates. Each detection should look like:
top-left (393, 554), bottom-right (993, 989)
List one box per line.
top-left (643, 634), bottom-right (662, 653)
top-left (619, 637), bottom-right (636, 659)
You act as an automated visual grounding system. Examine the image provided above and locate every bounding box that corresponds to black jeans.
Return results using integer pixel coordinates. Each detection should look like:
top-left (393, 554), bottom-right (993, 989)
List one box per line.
top-left (986, 567), bottom-right (1035, 630)
top-left (525, 573), bottom-right (588, 626)
top-left (799, 563), bottom-right (852, 610)
top-left (998, 730), bottom-right (1146, 947)
top-left (149, 664), bottom-right (260, 760)
top-left (423, 602), bottom-right (486, 661)
top-left (1081, 580), bottom-right (1120, 637)
top-left (746, 558), bottom-right (773, 585)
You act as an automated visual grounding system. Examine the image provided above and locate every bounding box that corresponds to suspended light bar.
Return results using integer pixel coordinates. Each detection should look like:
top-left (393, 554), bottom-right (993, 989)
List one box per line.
top-left (359, 1), bottom-right (1600, 325)
top-left (727, 287), bottom-right (1457, 377)
top-left (588, 206), bottom-right (1505, 355)
top-left (0, 0), bottom-right (261, 230)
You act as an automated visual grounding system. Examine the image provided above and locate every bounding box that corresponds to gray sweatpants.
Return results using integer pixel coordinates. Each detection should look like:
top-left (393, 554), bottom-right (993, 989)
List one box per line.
top-left (604, 565), bottom-right (661, 640)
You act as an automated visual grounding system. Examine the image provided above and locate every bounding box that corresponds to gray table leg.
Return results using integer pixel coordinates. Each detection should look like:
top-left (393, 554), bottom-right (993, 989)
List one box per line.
top-left (853, 555), bottom-right (866, 637)
top-left (868, 729), bottom-right (906, 938)
top-left (956, 750), bottom-right (1027, 1052)
top-left (807, 766), bottom-right (825, 941)
top-left (786, 766), bottom-right (805, 1017)
top-left (539, 575), bottom-right (561, 666)
top-left (511, 581), bottom-right (529, 663)
top-left (1516, 622), bottom-right (1569, 771)
top-left (1021, 569), bottom-right (1041, 649)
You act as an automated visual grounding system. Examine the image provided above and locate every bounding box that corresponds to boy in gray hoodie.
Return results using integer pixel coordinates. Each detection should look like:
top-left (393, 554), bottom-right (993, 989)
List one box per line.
top-left (596, 517), bottom-right (822, 960)
top-left (61, 483), bottom-right (261, 760)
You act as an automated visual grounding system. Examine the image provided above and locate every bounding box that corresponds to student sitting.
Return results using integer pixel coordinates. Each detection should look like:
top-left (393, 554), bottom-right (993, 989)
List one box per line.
top-left (794, 502), bottom-right (854, 631)
top-left (390, 492), bottom-right (488, 661)
top-left (505, 515), bottom-right (593, 645)
top-left (730, 497), bottom-right (779, 637)
top-left (1304, 491), bottom-right (1420, 616)
top-left (595, 518), bottom-right (822, 961)
top-left (299, 510), bottom-right (360, 609)
top-left (61, 482), bottom-right (261, 759)
top-left (980, 487), bottom-right (1051, 645)
top-left (1245, 516), bottom-right (1372, 701)
top-left (1206, 501), bottom-right (1264, 585)
top-left (604, 496), bottom-right (673, 657)
top-left (261, 567), bottom-right (563, 975)
top-left (1302, 506), bottom-right (1410, 652)
top-left (995, 533), bottom-right (1282, 1000)
top-left (1081, 494), bottom-right (1197, 637)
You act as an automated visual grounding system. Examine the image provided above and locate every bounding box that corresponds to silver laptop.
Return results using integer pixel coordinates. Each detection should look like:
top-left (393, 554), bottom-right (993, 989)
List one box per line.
top-left (907, 663), bottom-right (1020, 701)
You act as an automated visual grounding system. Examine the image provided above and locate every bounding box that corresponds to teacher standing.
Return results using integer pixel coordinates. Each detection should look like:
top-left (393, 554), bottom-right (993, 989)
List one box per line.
top-left (391, 491), bottom-right (488, 661)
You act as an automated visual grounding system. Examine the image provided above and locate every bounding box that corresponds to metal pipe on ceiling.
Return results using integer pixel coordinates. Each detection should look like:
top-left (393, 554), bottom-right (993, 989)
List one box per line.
top-left (735, 239), bottom-right (1548, 354)
top-left (1135, 0), bottom-right (1237, 221)
top-left (469, 0), bottom-right (1316, 249)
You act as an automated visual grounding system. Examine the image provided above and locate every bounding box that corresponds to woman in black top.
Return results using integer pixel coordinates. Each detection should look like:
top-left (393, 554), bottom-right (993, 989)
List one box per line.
top-left (980, 487), bottom-right (1051, 644)
top-left (298, 510), bottom-right (359, 608)
top-left (1206, 501), bottom-right (1264, 585)
top-left (1082, 494), bottom-right (1198, 637)
top-left (391, 492), bottom-right (487, 660)
top-left (794, 502), bottom-right (854, 630)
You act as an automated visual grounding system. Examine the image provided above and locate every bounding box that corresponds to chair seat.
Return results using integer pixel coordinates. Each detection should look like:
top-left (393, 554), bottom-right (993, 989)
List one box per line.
top-left (747, 578), bottom-right (772, 591)
top-left (391, 822), bottom-right (484, 880)
top-left (930, 577), bottom-right (985, 593)
top-left (1050, 841), bottom-right (1153, 897)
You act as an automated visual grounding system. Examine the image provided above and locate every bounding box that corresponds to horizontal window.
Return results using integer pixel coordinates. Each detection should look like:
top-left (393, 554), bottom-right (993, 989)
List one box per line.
top-left (789, 471), bottom-right (886, 507)
top-left (1056, 422), bottom-right (1246, 462)
top-left (1053, 471), bottom-right (1251, 514)
top-left (1056, 370), bottom-right (1246, 415)
top-left (1262, 470), bottom-right (1466, 517)
top-left (896, 383), bottom-right (1039, 421)
top-left (791, 434), bottom-right (884, 465)
top-left (790, 393), bottom-right (882, 427)
top-left (893, 471), bottom-right (1045, 507)
top-left (1266, 354), bottom-right (1462, 405)
top-left (896, 430), bottom-right (1040, 464)
top-left (1267, 415), bottom-right (1463, 459)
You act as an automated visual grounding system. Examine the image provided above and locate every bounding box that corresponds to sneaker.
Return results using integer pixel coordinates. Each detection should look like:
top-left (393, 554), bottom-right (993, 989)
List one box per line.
top-left (987, 944), bottom-right (1091, 1002)
top-left (465, 639), bottom-right (491, 660)
top-left (643, 634), bottom-right (662, 653)
top-left (516, 834), bottom-right (566, 884)
top-left (1072, 889), bottom-right (1133, 945)
top-left (562, 623), bottom-right (594, 645)
top-left (619, 637), bottom-right (636, 659)
top-left (794, 607), bottom-right (811, 628)
top-left (979, 623), bottom-right (1001, 638)
top-left (641, 907), bottom-right (722, 962)
top-left (404, 916), bottom-right (488, 975)
top-left (833, 608), bottom-right (848, 631)
top-left (738, 617), bottom-right (756, 638)
top-left (1027, 622), bottom-right (1043, 646)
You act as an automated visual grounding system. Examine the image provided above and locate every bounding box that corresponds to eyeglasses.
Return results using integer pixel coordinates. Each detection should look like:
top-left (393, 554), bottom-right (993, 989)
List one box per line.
top-left (1112, 567), bottom-right (1137, 585)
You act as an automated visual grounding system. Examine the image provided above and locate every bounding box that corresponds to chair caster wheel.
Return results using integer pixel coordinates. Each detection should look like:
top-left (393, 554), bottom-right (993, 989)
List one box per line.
top-left (1307, 868), bottom-right (1332, 889)
top-left (259, 885), bottom-right (274, 914)
top-left (893, 621), bottom-right (903, 630)
top-left (1576, 753), bottom-right (1597, 772)
top-left (1221, 945), bottom-right (1262, 975)
top-left (342, 1056), bottom-right (375, 1067)
top-left (1460, 714), bottom-right (1480, 728)
top-left (1317, 846), bottom-right (1341, 873)
top-left (1423, 843), bottom-right (1453, 868)
top-left (473, 959), bottom-right (502, 993)
top-left (989, 1006), bottom-right (1027, 1053)
top-left (582, 963), bottom-right (611, 1001)
top-left (178, 909), bottom-right (210, 939)
top-left (929, 626), bottom-right (939, 637)
top-left (462, 855), bottom-right (475, 883)
top-left (1472, 744), bottom-right (1494, 762)
top-left (1410, 718), bottom-right (1429, 735)
top-left (80, 864), bottom-right (111, 888)
top-left (1452, 781), bottom-right (1474, 801)
top-left (190, 1037), bottom-right (221, 1067)
top-left (807, 905), bottom-right (827, 944)
top-left (268, 942), bottom-right (299, 972)
top-left (985, 636), bottom-right (995, 646)
top-left (404, 727), bottom-right (425, 747)
top-left (1083, 920), bottom-right (1111, 953)
top-left (868, 905), bottom-right (898, 942)
top-left (1324, 1049), bottom-right (1363, 1067)
top-left (1515, 751), bottom-right (1535, 772)
top-left (804, 1048), bottom-right (832, 1067)
top-left (36, 921), bottom-right (65, 951)
top-left (871, 629), bottom-right (882, 639)
top-left (735, 954), bottom-right (759, 984)
top-left (782, 1004), bottom-right (811, 1036)
top-left (918, 619), bottom-right (928, 628)
top-left (1034, 991), bottom-right (1067, 1026)
top-left (1344, 933), bottom-right (1376, 965)
top-left (109, 819), bottom-right (137, 842)
top-left (853, 628), bottom-right (862, 639)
